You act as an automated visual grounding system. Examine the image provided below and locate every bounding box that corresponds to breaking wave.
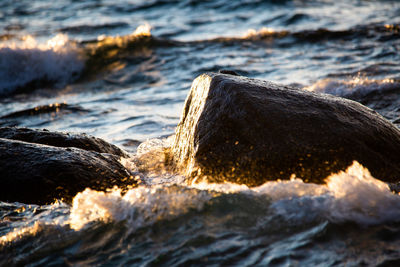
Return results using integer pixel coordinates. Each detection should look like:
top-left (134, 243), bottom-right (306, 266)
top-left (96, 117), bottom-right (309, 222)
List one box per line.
top-left (0, 34), bottom-right (84, 96)
top-left (0, 24), bottom-right (154, 96)
top-left (1, 22), bottom-right (398, 97)
top-left (66, 162), bottom-right (400, 233)
top-left (3, 161), bottom-right (400, 247)
top-left (304, 75), bottom-right (400, 98)
top-left (2, 159), bottom-right (400, 267)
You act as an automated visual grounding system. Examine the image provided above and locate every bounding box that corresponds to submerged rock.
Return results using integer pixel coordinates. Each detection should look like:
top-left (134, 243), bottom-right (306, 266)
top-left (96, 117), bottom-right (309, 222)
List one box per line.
top-left (172, 72), bottom-right (400, 186)
top-left (0, 127), bottom-right (135, 204)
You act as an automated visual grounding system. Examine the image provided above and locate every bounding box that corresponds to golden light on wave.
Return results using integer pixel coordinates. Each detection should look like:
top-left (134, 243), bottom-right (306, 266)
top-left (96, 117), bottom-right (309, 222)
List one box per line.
top-left (326, 161), bottom-right (389, 194)
top-left (19, 35), bottom-right (37, 49)
top-left (46, 33), bottom-right (69, 50)
top-left (242, 27), bottom-right (288, 40)
top-left (0, 222), bottom-right (43, 244)
top-left (0, 35), bottom-right (36, 49)
top-left (384, 24), bottom-right (399, 33)
top-left (0, 33), bottom-right (75, 53)
top-left (133, 23), bottom-right (152, 37)
top-left (244, 27), bottom-right (276, 38)
top-left (304, 74), bottom-right (397, 95)
top-left (344, 75), bottom-right (395, 87)
top-left (89, 24), bottom-right (152, 53)
top-left (68, 187), bottom-right (125, 231)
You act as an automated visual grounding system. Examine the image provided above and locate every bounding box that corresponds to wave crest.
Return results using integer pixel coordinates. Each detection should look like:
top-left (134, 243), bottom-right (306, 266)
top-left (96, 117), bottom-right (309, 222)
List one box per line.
top-left (2, 161), bottom-right (400, 247)
top-left (0, 34), bottom-right (84, 96)
top-left (0, 24), bottom-right (153, 96)
top-left (304, 75), bottom-right (400, 98)
top-left (68, 185), bottom-right (214, 231)
top-left (66, 161), bottom-right (400, 231)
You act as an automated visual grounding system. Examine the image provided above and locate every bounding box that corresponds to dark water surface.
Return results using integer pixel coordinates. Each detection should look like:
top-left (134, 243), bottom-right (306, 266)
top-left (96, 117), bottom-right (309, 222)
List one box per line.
top-left (1, 0), bottom-right (400, 266)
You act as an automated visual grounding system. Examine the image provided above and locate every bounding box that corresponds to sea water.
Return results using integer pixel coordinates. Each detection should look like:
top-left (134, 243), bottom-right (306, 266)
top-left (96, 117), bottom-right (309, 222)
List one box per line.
top-left (1, 0), bottom-right (400, 265)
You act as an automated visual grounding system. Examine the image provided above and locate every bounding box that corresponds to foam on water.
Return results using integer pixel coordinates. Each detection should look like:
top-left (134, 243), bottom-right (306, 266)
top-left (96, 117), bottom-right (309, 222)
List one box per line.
top-left (242, 27), bottom-right (289, 40)
top-left (3, 160), bottom-right (399, 266)
top-left (8, 164), bottom-right (399, 264)
top-left (63, 161), bottom-right (400, 234)
top-left (271, 162), bottom-right (400, 225)
top-left (68, 184), bottom-right (214, 231)
top-left (325, 162), bottom-right (400, 224)
top-left (304, 75), bottom-right (400, 97)
top-left (0, 34), bottom-right (84, 95)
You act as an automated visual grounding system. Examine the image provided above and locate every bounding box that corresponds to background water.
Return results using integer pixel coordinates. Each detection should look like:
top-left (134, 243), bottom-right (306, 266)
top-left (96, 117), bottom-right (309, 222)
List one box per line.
top-left (1, 0), bottom-right (400, 266)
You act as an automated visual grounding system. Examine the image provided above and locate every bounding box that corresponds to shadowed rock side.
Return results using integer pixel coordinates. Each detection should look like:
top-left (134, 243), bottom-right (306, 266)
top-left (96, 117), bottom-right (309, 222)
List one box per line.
top-left (0, 128), bottom-right (135, 204)
top-left (172, 73), bottom-right (400, 186)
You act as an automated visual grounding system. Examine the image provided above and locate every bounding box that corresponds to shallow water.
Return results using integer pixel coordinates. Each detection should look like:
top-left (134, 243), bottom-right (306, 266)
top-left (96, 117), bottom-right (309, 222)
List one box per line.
top-left (1, 0), bottom-right (400, 265)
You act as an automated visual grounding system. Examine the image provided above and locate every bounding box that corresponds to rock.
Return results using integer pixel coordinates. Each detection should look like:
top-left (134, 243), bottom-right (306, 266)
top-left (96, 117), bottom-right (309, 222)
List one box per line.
top-left (172, 72), bottom-right (400, 186)
top-left (0, 128), bottom-right (136, 204)
top-left (0, 127), bottom-right (128, 157)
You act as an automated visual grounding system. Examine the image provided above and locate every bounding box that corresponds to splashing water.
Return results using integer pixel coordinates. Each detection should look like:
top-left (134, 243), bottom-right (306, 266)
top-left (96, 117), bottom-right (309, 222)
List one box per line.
top-left (132, 23), bottom-right (152, 37)
top-left (0, 34), bottom-right (84, 95)
top-left (2, 1), bottom-right (400, 264)
top-left (0, 34), bottom-right (71, 51)
top-left (68, 184), bottom-right (215, 231)
top-left (0, 24), bottom-right (153, 96)
top-left (2, 152), bottom-right (400, 265)
top-left (242, 27), bottom-right (288, 40)
top-left (21, 161), bottom-right (391, 235)
top-left (271, 162), bottom-right (400, 225)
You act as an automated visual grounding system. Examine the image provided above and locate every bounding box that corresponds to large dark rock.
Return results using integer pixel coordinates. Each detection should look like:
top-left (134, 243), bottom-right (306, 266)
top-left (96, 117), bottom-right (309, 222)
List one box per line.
top-left (0, 128), bottom-right (136, 204)
top-left (0, 127), bottom-right (128, 157)
top-left (172, 72), bottom-right (400, 186)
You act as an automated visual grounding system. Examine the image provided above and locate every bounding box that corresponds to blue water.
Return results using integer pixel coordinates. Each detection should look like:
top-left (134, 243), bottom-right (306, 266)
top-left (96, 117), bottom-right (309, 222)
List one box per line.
top-left (1, 0), bottom-right (400, 265)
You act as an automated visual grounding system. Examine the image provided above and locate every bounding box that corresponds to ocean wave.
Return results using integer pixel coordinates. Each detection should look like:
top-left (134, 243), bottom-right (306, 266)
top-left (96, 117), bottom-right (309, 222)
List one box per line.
top-left (65, 162), bottom-right (400, 233)
top-left (2, 114), bottom-right (400, 267)
top-left (0, 34), bottom-right (84, 96)
top-left (2, 161), bottom-right (400, 250)
top-left (0, 102), bottom-right (88, 119)
top-left (304, 76), bottom-right (400, 98)
top-left (196, 23), bottom-right (400, 44)
top-left (68, 185), bottom-right (214, 231)
top-left (0, 24), bottom-right (157, 97)
top-left (271, 162), bottom-right (400, 225)
top-left (1, 22), bottom-right (397, 97)
top-left (80, 24), bottom-right (155, 78)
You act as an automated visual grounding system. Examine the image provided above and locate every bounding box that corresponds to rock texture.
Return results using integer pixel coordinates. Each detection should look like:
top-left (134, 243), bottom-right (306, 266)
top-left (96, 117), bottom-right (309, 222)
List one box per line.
top-left (172, 72), bottom-right (400, 186)
top-left (0, 127), bottom-right (128, 157)
top-left (0, 127), bottom-right (135, 204)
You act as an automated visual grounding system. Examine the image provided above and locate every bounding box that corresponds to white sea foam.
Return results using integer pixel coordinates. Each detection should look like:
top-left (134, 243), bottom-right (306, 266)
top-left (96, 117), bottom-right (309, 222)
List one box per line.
top-left (243, 27), bottom-right (280, 38)
top-left (0, 34), bottom-right (84, 95)
top-left (325, 162), bottom-right (400, 224)
top-left (3, 161), bottom-right (400, 244)
top-left (66, 161), bottom-right (400, 231)
top-left (68, 185), bottom-right (214, 231)
top-left (304, 76), bottom-right (399, 97)
top-left (270, 162), bottom-right (400, 225)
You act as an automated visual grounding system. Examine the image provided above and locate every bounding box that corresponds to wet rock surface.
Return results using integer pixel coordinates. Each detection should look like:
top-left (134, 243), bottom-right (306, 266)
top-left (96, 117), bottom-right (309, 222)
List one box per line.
top-left (172, 72), bottom-right (400, 186)
top-left (0, 127), bottom-right (129, 157)
top-left (0, 127), bottom-right (135, 204)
